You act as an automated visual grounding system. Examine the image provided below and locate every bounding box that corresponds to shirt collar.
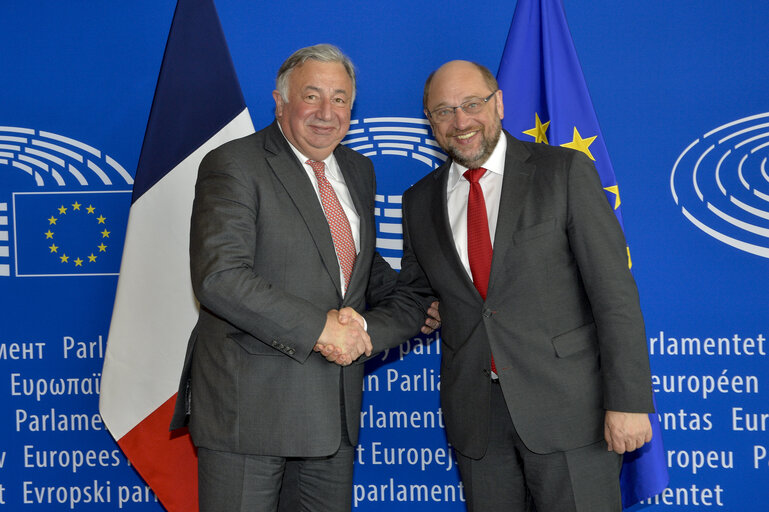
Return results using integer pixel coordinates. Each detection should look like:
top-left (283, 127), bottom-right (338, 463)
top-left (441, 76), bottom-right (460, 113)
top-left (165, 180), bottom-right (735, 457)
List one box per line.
top-left (277, 121), bottom-right (339, 178)
top-left (447, 132), bottom-right (507, 192)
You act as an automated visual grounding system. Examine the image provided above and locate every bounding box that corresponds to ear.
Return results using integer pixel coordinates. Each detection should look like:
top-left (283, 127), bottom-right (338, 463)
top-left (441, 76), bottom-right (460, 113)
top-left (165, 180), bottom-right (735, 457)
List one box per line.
top-left (495, 89), bottom-right (504, 120)
top-left (272, 90), bottom-right (284, 118)
top-left (424, 109), bottom-right (436, 131)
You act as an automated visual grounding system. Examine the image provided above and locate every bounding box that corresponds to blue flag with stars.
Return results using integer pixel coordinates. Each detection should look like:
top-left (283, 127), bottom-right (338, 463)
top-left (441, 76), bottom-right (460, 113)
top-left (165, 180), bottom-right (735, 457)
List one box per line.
top-left (13, 191), bottom-right (130, 277)
top-left (498, 0), bottom-right (624, 225)
top-left (497, 0), bottom-right (668, 507)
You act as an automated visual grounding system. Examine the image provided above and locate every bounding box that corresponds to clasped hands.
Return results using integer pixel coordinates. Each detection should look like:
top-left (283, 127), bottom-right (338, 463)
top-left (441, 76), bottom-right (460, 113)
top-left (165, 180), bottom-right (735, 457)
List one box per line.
top-left (313, 301), bottom-right (441, 366)
top-left (313, 308), bottom-right (371, 366)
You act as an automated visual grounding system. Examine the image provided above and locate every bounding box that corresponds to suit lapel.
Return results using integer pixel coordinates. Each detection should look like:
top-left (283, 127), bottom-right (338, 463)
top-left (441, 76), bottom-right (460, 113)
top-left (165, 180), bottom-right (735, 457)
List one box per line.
top-left (487, 132), bottom-right (535, 296)
top-left (264, 122), bottom-right (344, 296)
top-left (431, 162), bottom-right (481, 301)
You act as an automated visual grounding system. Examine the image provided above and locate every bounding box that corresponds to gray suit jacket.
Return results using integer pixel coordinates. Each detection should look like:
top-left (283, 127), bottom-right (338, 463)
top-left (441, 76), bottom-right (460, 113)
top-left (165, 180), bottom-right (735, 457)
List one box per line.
top-left (400, 131), bottom-right (654, 458)
top-left (170, 121), bottom-right (430, 457)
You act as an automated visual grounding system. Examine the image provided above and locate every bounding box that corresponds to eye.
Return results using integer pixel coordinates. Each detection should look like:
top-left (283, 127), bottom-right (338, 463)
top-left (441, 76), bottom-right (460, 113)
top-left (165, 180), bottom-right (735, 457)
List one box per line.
top-left (304, 94), bottom-right (319, 103)
top-left (463, 101), bottom-right (481, 112)
top-left (435, 108), bottom-right (453, 118)
top-left (332, 96), bottom-right (348, 105)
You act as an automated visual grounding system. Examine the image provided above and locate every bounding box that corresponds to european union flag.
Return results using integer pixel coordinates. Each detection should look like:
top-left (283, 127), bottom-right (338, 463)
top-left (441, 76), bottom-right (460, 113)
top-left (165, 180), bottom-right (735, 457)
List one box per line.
top-left (497, 0), bottom-right (669, 507)
top-left (13, 191), bottom-right (130, 276)
top-left (498, 0), bottom-right (625, 225)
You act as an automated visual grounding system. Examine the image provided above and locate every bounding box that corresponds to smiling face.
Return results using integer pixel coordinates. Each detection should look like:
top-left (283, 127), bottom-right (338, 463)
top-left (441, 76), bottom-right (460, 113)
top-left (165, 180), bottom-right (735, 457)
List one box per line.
top-left (273, 60), bottom-right (352, 161)
top-left (425, 61), bottom-right (504, 169)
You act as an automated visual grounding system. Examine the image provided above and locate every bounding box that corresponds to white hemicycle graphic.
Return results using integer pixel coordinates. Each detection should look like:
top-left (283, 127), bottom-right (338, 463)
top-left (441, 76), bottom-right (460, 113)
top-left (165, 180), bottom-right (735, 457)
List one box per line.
top-left (0, 126), bottom-right (133, 187)
top-left (671, 112), bottom-right (769, 258)
top-left (0, 125), bottom-right (133, 277)
top-left (343, 116), bottom-right (445, 168)
top-left (344, 117), bottom-right (446, 269)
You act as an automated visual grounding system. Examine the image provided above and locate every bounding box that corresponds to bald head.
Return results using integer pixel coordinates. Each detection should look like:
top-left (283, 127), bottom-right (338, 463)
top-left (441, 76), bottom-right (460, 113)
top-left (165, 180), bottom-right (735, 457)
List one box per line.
top-left (423, 60), bottom-right (499, 111)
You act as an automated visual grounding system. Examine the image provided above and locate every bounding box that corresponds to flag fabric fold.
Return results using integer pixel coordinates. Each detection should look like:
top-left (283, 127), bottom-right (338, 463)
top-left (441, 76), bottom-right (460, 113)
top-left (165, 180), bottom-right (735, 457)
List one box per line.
top-left (496, 0), bottom-right (669, 507)
top-left (99, 0), bottom-right (254, 510)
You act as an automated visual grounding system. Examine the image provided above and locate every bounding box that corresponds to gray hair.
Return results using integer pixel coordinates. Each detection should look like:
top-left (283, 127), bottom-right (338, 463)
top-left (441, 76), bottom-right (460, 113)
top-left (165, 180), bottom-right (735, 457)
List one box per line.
top-left (276, 44), bottom-right (356, 106)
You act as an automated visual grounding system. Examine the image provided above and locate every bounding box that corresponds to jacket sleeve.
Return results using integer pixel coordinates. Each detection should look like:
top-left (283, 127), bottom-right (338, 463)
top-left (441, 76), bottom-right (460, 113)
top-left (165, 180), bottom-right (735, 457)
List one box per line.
top-left (565, 151), bottom-right (654, 413)
top-left (363, 194), bottom-right (436, 354)
top-left (189, 147), bottom-right (327, 363)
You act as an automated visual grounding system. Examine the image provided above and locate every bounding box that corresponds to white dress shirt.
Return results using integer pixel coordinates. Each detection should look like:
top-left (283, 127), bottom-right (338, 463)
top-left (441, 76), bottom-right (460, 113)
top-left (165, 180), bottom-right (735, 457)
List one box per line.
top-left (446, 134), bottom-right (507, 279)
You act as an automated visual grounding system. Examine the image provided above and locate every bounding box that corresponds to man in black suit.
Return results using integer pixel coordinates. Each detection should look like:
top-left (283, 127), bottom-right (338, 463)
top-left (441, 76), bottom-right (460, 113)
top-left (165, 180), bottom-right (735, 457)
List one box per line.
top-left (398, 60), bottom-right (654, 511)
top-left (170, 44), bottom-right (436, 512)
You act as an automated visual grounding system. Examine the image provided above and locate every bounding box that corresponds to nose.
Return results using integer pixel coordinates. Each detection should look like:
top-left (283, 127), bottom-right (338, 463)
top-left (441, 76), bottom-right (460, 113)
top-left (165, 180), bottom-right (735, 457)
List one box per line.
top-left (452, 107), bottom-right (473, 129)
top-left (317, 97), bottom-right (333, 120)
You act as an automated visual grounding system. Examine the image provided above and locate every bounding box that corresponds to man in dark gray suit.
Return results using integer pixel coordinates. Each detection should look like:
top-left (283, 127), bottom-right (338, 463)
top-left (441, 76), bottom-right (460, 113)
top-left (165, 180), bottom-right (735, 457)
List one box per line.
top-left (170, 44), bottom-right (436, 512)
top-left (397, 60), bottom-right (655, 511)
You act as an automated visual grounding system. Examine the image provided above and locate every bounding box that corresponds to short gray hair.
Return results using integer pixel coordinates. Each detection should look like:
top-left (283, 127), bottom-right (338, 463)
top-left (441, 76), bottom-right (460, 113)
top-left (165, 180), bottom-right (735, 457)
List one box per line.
top-left (276, 44), bottom-right (356, 106)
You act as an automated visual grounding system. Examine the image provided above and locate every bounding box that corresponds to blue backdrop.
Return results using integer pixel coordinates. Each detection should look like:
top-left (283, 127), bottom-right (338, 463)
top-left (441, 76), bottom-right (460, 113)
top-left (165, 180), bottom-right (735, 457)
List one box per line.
top-left (1, 1), bottom-right (768, 510)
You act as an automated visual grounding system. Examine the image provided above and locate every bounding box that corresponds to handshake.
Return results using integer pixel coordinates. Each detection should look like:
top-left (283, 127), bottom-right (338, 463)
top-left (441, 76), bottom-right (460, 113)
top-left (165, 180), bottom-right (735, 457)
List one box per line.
top-left (312, 308), bottom-right (371, 366)
top-left (313, 302), bottom-right (441, 366)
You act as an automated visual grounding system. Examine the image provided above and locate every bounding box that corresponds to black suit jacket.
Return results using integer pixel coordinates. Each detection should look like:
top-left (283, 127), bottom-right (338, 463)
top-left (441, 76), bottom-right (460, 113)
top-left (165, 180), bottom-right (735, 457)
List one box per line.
top-left (400, 131), bottom-right (654, 458)
top-left (170, 121), bottom-right (430, 456)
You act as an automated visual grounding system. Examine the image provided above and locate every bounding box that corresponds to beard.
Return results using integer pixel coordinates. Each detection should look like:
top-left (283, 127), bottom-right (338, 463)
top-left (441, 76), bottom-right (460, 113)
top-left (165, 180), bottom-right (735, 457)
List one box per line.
top-left (444, 118), bottom-right (502, 169)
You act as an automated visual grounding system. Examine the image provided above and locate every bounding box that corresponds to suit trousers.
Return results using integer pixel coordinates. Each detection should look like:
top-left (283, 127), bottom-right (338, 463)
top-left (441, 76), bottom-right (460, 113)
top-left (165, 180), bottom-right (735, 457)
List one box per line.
top-left (455, 383), bottom-right (623, 512)
top-left (198, 384), bottom-right (355, 512)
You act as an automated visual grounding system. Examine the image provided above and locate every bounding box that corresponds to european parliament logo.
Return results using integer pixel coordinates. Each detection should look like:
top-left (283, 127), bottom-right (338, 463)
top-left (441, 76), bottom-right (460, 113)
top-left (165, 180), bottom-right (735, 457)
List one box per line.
top-left (343, 117), bottom-right (446, 269)
top-left (13, 191), bottom-right (130, 276)
top-left (671, 112), bottom-right (769, 258)
top-left (0, 126), bottom-right (133, 277)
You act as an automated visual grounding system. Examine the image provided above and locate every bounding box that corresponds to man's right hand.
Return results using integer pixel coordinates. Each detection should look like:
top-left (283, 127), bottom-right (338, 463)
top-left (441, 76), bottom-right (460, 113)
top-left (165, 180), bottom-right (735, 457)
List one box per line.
top-left (313, 309), bottom-right (372, 366)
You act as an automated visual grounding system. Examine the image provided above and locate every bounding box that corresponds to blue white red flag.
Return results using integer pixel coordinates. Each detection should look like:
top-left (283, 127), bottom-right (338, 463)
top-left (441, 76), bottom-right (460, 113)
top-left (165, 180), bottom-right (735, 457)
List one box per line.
top-left (99, 1), bottom-right (254, 510)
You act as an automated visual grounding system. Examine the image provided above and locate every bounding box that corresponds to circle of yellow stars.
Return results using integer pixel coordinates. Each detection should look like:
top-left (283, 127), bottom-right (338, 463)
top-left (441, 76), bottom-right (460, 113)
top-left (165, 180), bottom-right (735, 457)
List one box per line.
top-left (44, 200), bottom-right (110, 268)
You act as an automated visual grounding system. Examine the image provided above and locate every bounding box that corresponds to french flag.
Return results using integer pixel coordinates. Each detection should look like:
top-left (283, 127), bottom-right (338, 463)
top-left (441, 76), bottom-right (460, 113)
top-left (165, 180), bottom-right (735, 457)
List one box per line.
top-left (99, 0), bottom-right (253, 510)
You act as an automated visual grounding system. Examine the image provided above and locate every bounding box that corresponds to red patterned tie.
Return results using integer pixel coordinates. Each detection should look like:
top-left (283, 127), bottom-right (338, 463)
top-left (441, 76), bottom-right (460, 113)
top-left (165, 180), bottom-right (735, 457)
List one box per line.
top-left (464, 167), bottom-right (497, 374)
top-left (308, 160), bottom-right (357, 291)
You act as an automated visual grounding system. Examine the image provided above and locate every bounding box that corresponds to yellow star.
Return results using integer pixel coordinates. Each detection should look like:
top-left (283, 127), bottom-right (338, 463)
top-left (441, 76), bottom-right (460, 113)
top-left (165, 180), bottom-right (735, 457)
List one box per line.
top-left (561, 127), bottom-right (597, 161)
top-left (72, 201), bottom-right (81, 210)
top-left (627, 246), bottom-right (632, 269)
top-left (522, 113), bottom-right (550, 144)
top-left (48, 216), bottom-right (57, 225)
top-left (60, 254), bottom-right (69, 263)
top-left (101, 229), bottom-right (110, 238)
top-left (49, 243), bottom-right (58, 253)
top-left (86, 205), bottom-right (95, 214)
top-left (88, 253), bottom-right (97, 262)
top-left (58, 205), bottom-right (67, 215)
top-left (97, 215), bottom-right (106, 224)
top-left (604, 185), bottom-right (621, 210)
top-left (98, 243), bottom-right (107, 252)
top-left (45, 230), bottom-right (54, 239)
top-left (74, 257), bottom-right (83, 267)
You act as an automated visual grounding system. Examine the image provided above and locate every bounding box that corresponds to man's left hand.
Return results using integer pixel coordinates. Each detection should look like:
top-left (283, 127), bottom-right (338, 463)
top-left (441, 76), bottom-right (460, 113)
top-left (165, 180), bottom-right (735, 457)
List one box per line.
top-left (421, 301), bottom-right (441, 334)
top-left (604, 410), bottom-right (652, 454)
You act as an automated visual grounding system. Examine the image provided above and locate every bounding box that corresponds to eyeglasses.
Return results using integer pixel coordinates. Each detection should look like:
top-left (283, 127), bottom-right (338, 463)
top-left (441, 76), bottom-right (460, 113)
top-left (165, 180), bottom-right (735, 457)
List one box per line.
top-left (427, 91), bottom-right (498, 122)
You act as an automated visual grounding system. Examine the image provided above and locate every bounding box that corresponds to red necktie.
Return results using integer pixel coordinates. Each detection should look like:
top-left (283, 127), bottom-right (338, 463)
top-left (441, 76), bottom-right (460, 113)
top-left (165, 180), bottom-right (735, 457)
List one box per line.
top-left (464, 167), bottom-right (497, 374)
top-left (308, 160), bottom-right (356, 291)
